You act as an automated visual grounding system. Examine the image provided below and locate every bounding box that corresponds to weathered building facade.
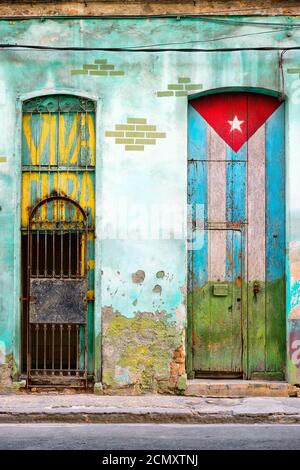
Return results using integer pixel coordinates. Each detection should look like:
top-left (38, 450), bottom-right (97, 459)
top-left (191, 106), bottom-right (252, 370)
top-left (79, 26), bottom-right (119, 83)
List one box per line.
top-left (1, 1), bottom-right (300, 393)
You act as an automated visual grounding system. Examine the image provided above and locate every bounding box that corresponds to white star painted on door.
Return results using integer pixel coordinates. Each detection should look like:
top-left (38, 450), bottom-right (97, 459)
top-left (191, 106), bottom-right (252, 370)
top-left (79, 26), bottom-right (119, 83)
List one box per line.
top-left (228, 115), bottom-right (244, 133)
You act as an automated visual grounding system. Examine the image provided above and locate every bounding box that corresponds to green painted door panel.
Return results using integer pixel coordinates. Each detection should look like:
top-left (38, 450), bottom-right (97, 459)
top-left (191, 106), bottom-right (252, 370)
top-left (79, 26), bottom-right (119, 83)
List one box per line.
top-left (192, 230), bottom-right (243, 375)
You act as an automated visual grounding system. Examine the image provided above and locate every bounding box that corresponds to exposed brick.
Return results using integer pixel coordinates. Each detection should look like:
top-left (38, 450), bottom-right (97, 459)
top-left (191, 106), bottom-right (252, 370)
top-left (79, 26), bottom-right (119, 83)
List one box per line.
top-left (173, 354), bottom-right (184, 363)
top-left (125, 145), bottom-right (144, 151)
top-left (157, 91), bottom-right (174, 97)
top-left (127, 118), bottom-right (147, 124)
top-left (170, 362), bottom-right (179, 376)
top-left (175, 91), bottom-right (188, 96)
top-left (169, 345), bottom-right (186, 385)
top-left (94, 59), bottom-right (108, 65)
top-left (168, 84), bottom-right (184, 91)
top-left (173, 345), bottom-right (185, 362)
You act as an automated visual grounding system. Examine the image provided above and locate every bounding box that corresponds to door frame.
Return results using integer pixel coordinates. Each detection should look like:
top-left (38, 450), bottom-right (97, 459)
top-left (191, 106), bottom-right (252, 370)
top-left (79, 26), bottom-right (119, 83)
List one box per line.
top-left (187, 224), bottom-right (246, 379)
top-left (186, 88), bottom-right (286, 380)
top-left (13, 89), bottom-right (103, 383)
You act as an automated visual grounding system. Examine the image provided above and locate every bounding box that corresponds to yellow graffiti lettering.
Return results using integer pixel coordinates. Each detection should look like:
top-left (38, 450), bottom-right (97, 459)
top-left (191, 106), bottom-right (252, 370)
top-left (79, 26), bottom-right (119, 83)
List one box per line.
top-left (40, 173), bottom-right (49, 220)
top-left (22, 171), bottom-right (95, 228)
top-left (23, 112), bottom-right (94, 166)
top-left (78, 114), bottom-right (95, 166)
top-left (70, 114), bottom-right (85, 165)
top-left (49, 115), bottom-right (57, 166)
top-left (88, 114), bottom-right (96, 166)
top-left (59, 114), bottom-right (80, 164)
top-left (80, 172), bottom-right (95, 222)
top-left (21, 173), bottom-right (31, 227)
top-left (22, 172), bottom-right (50, 226)
top-left (23, 114), bottom-right (56, 166)
top-left (81, 236), bottom-right (85, 277)
top-left (61, 173), bottom-right (79, 201)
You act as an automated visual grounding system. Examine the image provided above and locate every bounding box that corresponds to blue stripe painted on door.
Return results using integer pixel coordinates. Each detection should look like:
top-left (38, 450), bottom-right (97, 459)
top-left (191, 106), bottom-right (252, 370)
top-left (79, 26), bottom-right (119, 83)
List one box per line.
top-left (265, 104), bottom-right (285, 281)
top-left (232, 230), bottom-right (242, 282)
top-left (225, 230), bottom-right (243, 282)
top-left (188, 104), bottom-right (208, 161)
top-left (226, 142), bottom-right (247, 161)
top-left (188, 160), bottom-right (208, 287)
top-left (226, 161), bottom-right (246, 223)
top-left (188, 103), bottom-right (209, 287)
top-left (225, 159), bottom-right (246, 281)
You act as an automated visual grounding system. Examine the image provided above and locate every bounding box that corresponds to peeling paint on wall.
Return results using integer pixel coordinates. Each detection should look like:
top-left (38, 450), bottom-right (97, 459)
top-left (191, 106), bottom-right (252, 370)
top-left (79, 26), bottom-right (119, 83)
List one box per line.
top-left (132, 270), bottom-right (145, 284)
top-left (288, 242), bottom-right (300, 319)
top-left (0, 354), bottom-right (13, 389)
top-left (102, 306), bottom-right (184, 393)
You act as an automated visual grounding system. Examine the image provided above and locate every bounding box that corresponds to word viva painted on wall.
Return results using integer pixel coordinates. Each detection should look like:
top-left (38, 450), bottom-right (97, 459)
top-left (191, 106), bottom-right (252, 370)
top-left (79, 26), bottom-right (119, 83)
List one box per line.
top-left (22, 112), bottom-right (95, 166)
top-left (21, 109), bottom-right (96, 228)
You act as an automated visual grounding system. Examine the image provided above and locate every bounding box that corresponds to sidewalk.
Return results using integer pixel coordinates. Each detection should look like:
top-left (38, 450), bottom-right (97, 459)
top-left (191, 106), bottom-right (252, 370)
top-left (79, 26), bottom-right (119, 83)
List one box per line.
top-left (1, 394), bottom-right (300, 424)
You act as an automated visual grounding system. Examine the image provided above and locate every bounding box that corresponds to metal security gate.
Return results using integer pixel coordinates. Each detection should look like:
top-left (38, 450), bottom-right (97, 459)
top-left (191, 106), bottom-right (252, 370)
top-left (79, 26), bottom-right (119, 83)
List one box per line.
top-left (21, 95), bottom-right (95, 388)
top-left (26, 196), bottom-right (88, 386)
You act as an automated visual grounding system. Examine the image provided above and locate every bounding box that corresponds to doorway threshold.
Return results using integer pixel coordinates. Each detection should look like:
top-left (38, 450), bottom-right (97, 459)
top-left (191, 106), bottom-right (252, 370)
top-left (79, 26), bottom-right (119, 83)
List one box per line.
top-left (185, 379), bottom-right (293, 397)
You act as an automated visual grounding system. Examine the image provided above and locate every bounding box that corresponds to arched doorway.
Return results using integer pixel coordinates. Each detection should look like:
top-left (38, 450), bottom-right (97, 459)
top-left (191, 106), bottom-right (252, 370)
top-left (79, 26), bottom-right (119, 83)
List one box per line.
top-left (21, 95), bottom-right (95, 388)
top-left (187, 91), bottom-right (285, 380)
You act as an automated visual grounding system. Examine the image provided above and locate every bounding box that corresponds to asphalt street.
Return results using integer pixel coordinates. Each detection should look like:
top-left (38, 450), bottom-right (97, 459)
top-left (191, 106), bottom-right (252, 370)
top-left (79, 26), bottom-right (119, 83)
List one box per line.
top-left (0, 423), bottom-right (300, 450)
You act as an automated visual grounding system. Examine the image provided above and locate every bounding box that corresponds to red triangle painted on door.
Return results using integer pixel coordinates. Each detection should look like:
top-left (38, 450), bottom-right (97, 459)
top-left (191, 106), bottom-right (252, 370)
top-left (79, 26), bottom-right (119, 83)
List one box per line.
top-left (191, 92), bottom-right (282, 152)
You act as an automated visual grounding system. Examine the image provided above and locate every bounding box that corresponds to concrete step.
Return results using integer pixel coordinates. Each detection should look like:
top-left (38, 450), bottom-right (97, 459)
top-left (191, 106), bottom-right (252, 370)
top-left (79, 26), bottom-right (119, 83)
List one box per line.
top-left (185, 380), bottom-right (296, 397)
top-left (2, 393), bottom-right (300, 424)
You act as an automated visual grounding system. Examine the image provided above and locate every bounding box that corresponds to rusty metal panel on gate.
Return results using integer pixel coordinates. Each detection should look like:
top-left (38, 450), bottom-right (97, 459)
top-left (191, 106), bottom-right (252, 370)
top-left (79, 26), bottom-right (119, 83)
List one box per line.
top-left (30, 278), bottom-right (87, 324)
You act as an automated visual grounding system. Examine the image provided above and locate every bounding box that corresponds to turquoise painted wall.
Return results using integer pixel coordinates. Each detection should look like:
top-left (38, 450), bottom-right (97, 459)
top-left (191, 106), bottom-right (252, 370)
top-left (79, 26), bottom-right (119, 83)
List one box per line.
top-left (0, 16), bottom-right (299, 389)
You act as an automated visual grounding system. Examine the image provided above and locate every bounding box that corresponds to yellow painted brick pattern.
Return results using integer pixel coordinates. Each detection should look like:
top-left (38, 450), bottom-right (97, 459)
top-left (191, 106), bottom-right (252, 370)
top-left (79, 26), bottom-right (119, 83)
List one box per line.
top-left (105, 118), bottom-right (166, 151)
top-left (157, 77), bottom-right (202, 97)
top-left (71, 58), bottom-right (125, 76)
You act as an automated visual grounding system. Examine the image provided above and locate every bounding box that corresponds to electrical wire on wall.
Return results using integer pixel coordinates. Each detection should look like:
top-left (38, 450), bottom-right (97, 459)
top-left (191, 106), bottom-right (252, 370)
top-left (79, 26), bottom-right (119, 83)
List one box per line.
top-left (0, 43), bottom-right (297, 100)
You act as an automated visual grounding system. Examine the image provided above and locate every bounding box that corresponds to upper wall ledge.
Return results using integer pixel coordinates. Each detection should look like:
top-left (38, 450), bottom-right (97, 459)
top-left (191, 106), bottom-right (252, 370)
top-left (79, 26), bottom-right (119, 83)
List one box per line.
top-left (1, 1), bottom-right (300, 18)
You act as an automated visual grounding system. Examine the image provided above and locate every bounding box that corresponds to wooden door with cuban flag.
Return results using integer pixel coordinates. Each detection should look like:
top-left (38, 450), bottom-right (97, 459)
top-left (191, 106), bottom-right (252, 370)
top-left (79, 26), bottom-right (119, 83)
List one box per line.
top-left (188, 92), bottom-right (285, 379)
